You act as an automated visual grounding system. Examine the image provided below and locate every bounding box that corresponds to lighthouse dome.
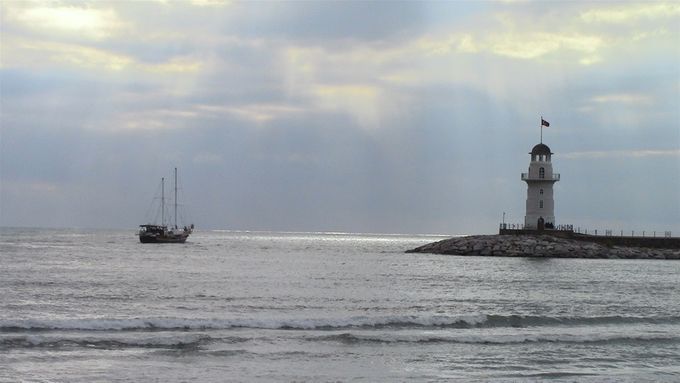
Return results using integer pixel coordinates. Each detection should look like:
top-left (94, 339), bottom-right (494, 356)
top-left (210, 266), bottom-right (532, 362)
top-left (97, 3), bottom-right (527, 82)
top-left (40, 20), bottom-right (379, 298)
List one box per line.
top-left (531, 143), bottom-right (552, 155)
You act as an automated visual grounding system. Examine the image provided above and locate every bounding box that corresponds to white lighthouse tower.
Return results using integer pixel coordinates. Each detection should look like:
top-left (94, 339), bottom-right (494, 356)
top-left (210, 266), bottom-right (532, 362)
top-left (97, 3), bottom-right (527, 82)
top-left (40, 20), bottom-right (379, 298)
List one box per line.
top-left (521, 142), bottom-right (559, 229)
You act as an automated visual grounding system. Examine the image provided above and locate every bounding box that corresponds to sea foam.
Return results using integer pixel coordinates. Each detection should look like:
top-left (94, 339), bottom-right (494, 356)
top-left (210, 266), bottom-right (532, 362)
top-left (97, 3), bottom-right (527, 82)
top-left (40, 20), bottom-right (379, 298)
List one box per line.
top-left (2, 314), bottom-right (678, 332)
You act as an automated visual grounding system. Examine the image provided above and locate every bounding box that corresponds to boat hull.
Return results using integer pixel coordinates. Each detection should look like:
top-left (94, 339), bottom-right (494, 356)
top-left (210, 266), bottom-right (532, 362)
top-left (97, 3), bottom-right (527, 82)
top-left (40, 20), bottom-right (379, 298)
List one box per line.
top-left (138, 225), bottom-right (191, 244)
top-left (139, 234), bottom-right (188, 243)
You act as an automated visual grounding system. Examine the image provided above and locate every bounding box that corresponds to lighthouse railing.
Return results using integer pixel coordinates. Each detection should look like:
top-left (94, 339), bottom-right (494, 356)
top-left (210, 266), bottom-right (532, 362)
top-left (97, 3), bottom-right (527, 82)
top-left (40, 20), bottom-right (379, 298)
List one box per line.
top-left (499, 223), bottom-right (573, 232)
top-left (570, 227), bottom-right (673, 238)
top-left (521, 173), bottom-right (560, 181)
top-left (500, 223), bottom-right (674, 239)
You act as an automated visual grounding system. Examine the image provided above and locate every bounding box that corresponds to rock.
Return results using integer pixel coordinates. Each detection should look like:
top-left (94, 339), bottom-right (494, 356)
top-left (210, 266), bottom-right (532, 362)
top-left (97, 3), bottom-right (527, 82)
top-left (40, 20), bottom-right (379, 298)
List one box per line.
top-left (407, 234), bottom-right (680, 260)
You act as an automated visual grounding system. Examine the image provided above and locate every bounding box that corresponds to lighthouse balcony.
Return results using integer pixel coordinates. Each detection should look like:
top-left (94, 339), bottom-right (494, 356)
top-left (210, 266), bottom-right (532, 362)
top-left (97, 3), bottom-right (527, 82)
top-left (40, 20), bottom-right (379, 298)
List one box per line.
top-left (521, 173), bottom-right (560, 181)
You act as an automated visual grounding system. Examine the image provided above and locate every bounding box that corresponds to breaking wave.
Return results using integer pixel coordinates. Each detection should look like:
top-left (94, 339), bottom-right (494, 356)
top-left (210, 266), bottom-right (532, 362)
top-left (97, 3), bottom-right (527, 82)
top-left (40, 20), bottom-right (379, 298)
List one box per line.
top-left (0, 315), bottom-right (484, 332)
top-left (2, 314), bottom-right (679, 332)
top-left (312, 332), bottom-right (680, 345)
top-left (0, 334), bottom-right (214, 350)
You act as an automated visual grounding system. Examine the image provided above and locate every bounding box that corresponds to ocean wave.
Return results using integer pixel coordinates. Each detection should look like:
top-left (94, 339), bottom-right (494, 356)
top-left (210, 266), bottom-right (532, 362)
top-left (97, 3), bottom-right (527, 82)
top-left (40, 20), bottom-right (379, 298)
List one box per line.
top-left (312, 332), bottom-right (680, 345)
top-left (2, 314), bottom-right (679, 332)
top-left (483, 314), bottom-right (680, 328)
top-left (2, 329), bottom-right (677, 351)
top-left (0, 334), bottom-right (214, 350)
top-left (0, 315), bottom-right (485, 332)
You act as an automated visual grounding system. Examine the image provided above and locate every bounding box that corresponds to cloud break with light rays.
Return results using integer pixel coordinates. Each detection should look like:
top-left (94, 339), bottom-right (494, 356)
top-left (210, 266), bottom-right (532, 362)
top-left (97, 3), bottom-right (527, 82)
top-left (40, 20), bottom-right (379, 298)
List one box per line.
top-left (1, 1), bottom-right (678, 234)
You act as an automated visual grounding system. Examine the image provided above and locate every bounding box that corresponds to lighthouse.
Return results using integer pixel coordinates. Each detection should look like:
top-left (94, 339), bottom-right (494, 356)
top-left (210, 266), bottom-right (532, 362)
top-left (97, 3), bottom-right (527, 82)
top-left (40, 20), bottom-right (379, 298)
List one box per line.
top-left (521, 142), bottom-right (560, 230)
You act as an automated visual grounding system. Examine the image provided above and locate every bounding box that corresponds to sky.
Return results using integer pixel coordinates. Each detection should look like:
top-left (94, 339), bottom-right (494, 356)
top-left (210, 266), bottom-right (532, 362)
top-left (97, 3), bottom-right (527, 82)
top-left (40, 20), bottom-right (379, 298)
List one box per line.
top-left (1, 0), bottom-right (679, 235)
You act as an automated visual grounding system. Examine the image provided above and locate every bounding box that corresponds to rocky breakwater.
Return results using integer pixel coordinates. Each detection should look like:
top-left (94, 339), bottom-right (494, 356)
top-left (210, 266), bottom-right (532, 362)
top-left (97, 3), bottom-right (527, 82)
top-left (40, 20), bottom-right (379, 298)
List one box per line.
top-left (407, 234), bottom-right (680, 260)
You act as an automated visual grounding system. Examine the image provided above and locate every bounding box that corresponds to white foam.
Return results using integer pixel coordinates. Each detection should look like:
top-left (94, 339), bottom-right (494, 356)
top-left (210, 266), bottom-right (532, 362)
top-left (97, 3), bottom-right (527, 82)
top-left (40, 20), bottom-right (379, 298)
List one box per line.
top-left (0, 314), bottom-right (489, 331)
top-left (326, 331), bottom-right (678, 345)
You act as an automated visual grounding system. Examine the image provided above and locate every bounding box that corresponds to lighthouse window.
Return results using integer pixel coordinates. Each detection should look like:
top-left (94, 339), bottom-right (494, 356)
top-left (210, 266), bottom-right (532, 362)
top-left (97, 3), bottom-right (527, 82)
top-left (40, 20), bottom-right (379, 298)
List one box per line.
top-left (539, 200), bottom-right (544, 209)
top-left (540, 189), bottom-right (544, 195)
top-left (539, 167), bottom-right (545, 179)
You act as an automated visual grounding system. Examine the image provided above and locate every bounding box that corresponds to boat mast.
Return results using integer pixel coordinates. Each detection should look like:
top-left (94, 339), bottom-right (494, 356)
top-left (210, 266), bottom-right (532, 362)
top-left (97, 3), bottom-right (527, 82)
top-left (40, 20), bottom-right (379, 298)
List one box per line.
top-left (161, 177), bottom-right (165, 226)
top-left (174, 167), bottom-right (178, 229)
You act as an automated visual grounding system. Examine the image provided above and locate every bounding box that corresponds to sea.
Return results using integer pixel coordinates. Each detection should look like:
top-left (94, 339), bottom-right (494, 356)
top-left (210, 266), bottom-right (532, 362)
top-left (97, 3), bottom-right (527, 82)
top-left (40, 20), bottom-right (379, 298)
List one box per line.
top-left (1, 227), bottom-right (679, 382)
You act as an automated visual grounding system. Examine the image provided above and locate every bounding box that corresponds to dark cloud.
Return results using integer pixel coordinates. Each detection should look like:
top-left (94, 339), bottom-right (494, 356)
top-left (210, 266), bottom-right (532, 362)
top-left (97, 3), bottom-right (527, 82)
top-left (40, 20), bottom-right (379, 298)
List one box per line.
top-left (223, 2), bottom-right (428, 43)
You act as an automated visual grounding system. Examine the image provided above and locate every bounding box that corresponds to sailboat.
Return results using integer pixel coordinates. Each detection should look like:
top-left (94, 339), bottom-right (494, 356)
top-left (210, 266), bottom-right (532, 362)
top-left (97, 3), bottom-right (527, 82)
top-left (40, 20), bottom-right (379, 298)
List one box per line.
top-left (139, 168), bottom-right (193, 243)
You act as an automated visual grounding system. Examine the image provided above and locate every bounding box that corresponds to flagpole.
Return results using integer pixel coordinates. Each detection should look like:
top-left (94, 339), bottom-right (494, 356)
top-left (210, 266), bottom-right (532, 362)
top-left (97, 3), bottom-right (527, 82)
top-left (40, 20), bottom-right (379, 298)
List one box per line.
top-left (540, 116), bottom-right (543, 143)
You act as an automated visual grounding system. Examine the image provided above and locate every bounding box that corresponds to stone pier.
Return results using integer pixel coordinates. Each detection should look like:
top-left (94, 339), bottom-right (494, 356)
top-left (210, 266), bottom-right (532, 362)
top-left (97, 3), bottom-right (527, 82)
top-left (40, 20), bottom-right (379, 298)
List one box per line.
top-left (407, 234), bottom-right (680, 260)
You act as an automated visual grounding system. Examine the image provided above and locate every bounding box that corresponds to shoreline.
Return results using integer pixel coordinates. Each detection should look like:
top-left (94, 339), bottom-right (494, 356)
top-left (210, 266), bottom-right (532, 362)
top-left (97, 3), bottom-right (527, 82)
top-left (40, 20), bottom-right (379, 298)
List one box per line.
top-left (407, 234), bottom-right (680, 260)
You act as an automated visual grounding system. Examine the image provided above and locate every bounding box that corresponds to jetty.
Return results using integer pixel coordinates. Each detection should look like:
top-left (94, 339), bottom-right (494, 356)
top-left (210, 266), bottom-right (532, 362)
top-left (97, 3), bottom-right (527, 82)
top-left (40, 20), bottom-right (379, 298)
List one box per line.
top-left (407, 230), bottom-right (680, 260)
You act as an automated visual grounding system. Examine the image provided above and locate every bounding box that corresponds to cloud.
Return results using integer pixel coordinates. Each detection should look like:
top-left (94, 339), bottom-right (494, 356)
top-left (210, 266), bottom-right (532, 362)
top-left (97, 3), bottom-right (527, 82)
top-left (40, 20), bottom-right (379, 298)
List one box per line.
top-left (2, 37), bottom-right (133, 71)
top-left (590, 93), bottom-right (654, 105)
top-left (580, 2), bottom-right (680, 24)
top-left (196, 103), bottom-right (306, 124)
top-left (227, 2), bottom-right (427, 42)
top-left (109, 102), bottom-right (308, 132)
top-left (420, 2), bottom-right (679, 66)
top-left (190, 0), bottom-right (232, 7)
top-left (311, 84), bottom-right (383, 128)
top-left (563, 149), bottom-right (680, 160)
top-left (416, 33), bottom-right (479, 55)
top-left (8, 5), bottom-right (125, 40)
top-left (487, 32), bottom-right (603, 60)
top-left (2, 36), bottom-right (204, 74)
top-left (142, 57), bottom-right (203, 73)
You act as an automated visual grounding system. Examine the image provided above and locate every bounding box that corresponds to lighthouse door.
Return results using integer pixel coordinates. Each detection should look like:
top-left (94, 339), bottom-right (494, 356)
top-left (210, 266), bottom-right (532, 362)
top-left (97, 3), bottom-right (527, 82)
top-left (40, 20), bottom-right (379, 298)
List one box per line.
top-left (537, 217), bottom-right (545, 231)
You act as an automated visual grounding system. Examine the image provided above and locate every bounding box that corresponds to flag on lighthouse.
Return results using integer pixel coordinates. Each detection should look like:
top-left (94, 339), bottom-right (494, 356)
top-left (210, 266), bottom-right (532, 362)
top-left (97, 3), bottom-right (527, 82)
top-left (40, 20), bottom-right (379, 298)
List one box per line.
top-left (541, 118), bottom-right (550, 127)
